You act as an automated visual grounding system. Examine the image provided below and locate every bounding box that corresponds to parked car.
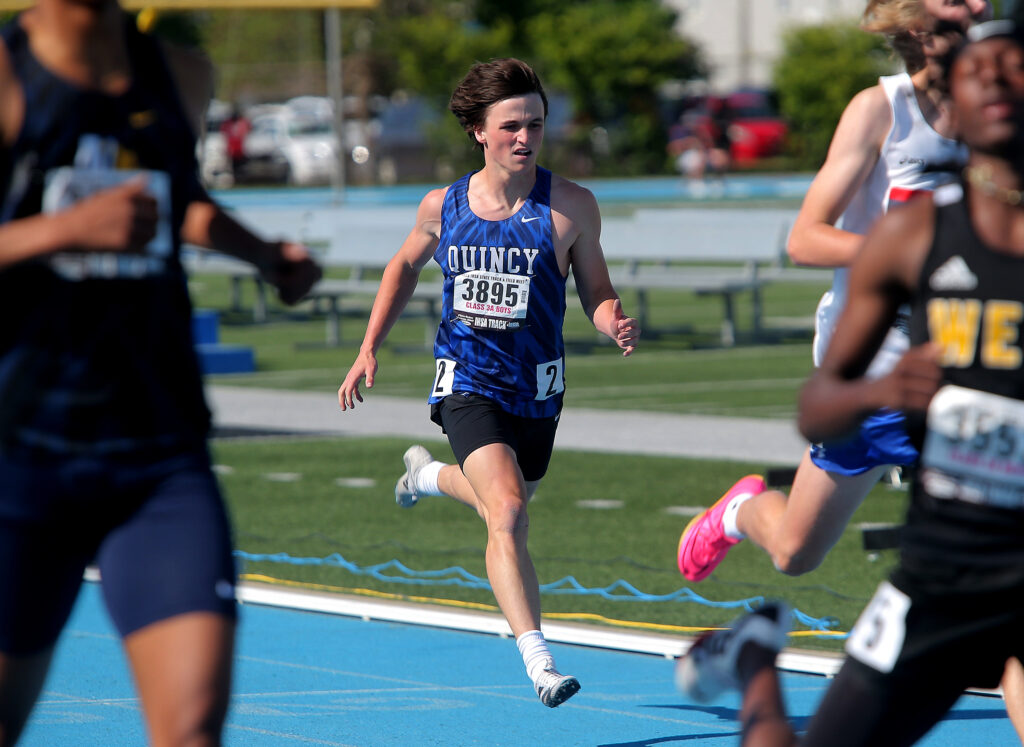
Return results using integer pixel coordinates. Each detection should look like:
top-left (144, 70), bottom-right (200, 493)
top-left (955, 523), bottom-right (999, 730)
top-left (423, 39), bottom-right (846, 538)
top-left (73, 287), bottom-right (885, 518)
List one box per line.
top-left (719, 88), bottom-right (788, 165)
top-left (369, 95), bottom-right (443, 184)
top-left (242, 108), bottom-right (339, 186)
top-left (197, 99), bottom-right (232, 189)
top-left (666, 88), bottom-right (788, 171)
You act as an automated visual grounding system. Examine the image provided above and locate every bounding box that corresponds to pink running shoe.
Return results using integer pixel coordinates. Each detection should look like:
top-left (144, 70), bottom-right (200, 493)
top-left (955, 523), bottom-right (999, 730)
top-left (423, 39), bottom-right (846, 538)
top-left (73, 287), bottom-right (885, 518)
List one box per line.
top-left (677, 475), bottom-right (766, 582)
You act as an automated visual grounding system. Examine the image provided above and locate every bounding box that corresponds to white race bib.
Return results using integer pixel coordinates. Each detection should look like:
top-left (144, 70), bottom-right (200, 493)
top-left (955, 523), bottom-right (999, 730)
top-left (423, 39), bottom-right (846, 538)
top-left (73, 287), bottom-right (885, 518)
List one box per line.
top-left (921, 385), bottom-right (1024, 509)
top-left (42, 166), bottom-right (172, 281)
top-left (432, 358), bottom-right (456, 397)
top-left (453, 270), bottom-right (530, 331)
top-left (846, 580), bottom-right (910, 673)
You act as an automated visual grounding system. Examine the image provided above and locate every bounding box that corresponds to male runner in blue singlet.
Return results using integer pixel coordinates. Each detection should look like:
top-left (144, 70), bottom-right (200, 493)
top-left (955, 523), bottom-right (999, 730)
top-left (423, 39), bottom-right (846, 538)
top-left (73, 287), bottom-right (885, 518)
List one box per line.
top-left (677, 17), bottom-right (1024, 745)
top-left (0, 2), bottom-right (321, 744)
top-left (338, 58), bottom-right (640, 708)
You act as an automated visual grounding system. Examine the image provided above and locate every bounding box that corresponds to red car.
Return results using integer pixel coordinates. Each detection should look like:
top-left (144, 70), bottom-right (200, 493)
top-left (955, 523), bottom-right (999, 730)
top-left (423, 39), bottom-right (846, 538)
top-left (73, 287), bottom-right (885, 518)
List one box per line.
top-left (718, 89), bottom-right (788, 165)
top-left (668, 88), bottom-right (788, 170)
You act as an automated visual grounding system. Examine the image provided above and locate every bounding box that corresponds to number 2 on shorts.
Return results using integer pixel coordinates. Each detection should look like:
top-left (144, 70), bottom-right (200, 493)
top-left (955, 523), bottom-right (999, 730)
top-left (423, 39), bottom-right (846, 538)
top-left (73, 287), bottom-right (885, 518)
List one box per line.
top-left (433, 358), bottom-right (456, 396)
top-left (535, 358), bottom-right (564, 401)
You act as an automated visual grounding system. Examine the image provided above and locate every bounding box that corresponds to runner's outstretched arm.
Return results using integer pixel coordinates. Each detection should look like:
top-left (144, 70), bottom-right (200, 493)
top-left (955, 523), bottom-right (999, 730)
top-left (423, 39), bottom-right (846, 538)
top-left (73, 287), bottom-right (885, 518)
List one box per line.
top-left (338, 188), bottom-right (443, 409)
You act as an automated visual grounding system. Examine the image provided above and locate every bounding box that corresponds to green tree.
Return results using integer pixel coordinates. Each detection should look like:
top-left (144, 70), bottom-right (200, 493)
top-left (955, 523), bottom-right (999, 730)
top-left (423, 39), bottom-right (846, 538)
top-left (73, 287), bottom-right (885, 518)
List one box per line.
top-left (173, 0), bottom-right (705, 180)
top-left (374, 5), bottom-right (514, 100)
top-left (146, 12), bottom-right (203, 48)
top-left (527, 1), bottom-right (702, 176)
top-left (355, 0), bottom-right (518, 179)
top-left (347, 0), bottom-right (702, 178)
top-left (197, 10), bottom-right (326, 103)
top-left (773, 23), bottom-right (896, 170)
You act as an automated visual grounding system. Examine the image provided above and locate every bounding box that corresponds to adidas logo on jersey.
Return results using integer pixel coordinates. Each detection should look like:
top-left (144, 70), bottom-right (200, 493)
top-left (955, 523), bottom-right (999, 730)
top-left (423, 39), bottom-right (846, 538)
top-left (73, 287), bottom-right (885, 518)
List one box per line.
top-left (929, 255), bottom-right (978, 291)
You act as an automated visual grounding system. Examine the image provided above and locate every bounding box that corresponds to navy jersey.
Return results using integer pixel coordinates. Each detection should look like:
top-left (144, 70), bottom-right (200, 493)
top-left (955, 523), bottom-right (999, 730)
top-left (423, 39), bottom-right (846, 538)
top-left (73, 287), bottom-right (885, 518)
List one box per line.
top-left (0, 13), bottom-right (210, 454)
top-left (900, 182), bottom-right (1024, 591)
top-left (429, 168), bottom-right (567, 418)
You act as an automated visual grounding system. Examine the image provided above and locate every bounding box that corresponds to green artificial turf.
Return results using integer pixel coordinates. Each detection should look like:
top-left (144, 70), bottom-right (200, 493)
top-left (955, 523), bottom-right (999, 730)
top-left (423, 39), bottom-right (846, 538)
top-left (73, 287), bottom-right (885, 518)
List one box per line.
top-left (214, 436), bottom-right (906, 653)
top-left (190, 260), bottom-right (893, 653)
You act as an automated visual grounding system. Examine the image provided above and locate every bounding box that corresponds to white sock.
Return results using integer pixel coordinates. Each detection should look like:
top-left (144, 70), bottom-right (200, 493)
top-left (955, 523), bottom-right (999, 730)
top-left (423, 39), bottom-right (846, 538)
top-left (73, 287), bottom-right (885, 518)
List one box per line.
top-left (516, 630), bottom-right (554, 683)
top-left (722, 491), bottom-right (755, 541)
top-left (412, 461), bottom-right (444, 496)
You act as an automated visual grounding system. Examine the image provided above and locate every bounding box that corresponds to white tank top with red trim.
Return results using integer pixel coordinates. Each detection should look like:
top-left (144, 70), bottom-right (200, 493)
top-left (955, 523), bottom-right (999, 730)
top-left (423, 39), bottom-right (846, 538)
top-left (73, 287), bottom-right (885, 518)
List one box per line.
top-left (813, 72), bottom-right (966, 374)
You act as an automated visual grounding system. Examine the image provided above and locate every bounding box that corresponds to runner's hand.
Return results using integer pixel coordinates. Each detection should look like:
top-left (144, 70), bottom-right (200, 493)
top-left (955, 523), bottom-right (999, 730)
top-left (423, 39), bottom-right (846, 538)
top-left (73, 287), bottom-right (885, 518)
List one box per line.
top-left (612, 298), bottom-right (640, 357)
top-left (263, 241), bottom-right (322, 305)
top-left (63, 177), bottom-right (157, 252)
top-left (878, 343), bottom-right (943, 413)
top-left (339, 351), bottom-right (378, 411)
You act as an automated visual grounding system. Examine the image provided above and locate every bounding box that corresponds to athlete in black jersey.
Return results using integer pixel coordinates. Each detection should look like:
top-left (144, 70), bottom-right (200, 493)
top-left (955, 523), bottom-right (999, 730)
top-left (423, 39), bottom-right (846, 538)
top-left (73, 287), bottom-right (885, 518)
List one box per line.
top-left (676, 17), bottom-right (1024, 746)
top-left (0, 2), bottom-right (321, 745)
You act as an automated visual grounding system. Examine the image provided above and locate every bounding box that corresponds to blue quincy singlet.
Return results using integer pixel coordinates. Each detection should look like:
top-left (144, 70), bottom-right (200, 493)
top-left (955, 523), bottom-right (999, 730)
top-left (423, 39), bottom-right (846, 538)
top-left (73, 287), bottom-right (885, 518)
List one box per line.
top-left (429, 168), bottom-right (567, 419)
top-left (0, 14), bottom-right (209, 454)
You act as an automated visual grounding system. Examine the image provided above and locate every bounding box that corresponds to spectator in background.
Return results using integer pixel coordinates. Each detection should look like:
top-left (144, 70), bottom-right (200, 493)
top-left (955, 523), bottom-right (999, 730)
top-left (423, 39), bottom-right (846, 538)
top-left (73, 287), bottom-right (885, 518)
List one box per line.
top-left (667, 101), bottom-right (730, 180)
top-left (708, 97), bottom-right (734, 171)
top-left (220, 103), bottom-right (251, 183)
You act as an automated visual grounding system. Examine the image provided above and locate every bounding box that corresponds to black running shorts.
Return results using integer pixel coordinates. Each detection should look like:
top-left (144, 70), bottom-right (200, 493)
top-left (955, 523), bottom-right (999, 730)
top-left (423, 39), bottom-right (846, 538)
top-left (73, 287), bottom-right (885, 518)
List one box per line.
top-left (801, 573), bottom-right (1024, 746)
top-left (430, 392), bottom-right (559, 481)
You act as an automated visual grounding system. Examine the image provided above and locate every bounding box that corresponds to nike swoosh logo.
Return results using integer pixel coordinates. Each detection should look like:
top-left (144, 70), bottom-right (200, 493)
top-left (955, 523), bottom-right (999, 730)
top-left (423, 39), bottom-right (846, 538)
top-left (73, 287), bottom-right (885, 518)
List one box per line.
top-left (521, 216), bottom-right (540, 223)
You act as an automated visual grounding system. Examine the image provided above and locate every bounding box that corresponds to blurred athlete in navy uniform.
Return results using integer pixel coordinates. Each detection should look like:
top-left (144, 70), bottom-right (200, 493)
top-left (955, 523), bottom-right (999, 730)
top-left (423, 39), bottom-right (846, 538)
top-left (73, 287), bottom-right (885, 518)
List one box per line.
top-left (677, 17), bottom-right (1024, 745)
top-left (338, 58), bottom-right (639, 708)
top-left (0, 2), bottom-right (321, 745)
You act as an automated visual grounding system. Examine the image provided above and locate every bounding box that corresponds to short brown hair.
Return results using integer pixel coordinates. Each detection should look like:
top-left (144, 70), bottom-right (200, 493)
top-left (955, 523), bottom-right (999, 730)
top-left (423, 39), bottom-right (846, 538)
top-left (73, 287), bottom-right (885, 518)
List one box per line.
top-left (449, 58), bottom-right (549, 150)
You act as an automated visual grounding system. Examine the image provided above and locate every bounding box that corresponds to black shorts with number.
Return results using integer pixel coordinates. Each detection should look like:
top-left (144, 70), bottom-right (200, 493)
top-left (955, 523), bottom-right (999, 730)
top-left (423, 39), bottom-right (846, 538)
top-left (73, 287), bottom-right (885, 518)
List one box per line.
top-left (801, 568), bottom-right (1024, 747)
top-left (430, 392), bottom-right (559, 482)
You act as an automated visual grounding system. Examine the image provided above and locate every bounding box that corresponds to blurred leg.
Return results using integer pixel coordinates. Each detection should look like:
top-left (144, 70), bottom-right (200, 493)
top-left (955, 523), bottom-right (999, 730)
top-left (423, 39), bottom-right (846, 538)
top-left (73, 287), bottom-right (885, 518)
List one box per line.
top-left (737, 450), bottom-right (885, 575)
top-left (1002, 657), bottom-right (1024, 744)
top-left (100, 453), bottom-right (237, 746)
top-left (736, 648), bottom-right (798, 747)
top-left (0, 648), bottom-right (54, 747)
top-left (124, 612), bottom-right (234, 747)
top-left (0, 452), bottom-right (96, 747)
top-left (802, 656), bottom-right (963, 747)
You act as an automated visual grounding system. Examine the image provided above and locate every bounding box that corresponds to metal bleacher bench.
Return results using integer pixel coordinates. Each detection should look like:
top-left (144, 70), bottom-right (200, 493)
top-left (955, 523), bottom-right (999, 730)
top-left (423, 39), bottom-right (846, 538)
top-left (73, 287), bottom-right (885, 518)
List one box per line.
top-left (184, 204), bottom-right (831, 348)
top-left (597, 208), bottom-right (828, 345)
top-left (184, 206), bottom-right (436, 347)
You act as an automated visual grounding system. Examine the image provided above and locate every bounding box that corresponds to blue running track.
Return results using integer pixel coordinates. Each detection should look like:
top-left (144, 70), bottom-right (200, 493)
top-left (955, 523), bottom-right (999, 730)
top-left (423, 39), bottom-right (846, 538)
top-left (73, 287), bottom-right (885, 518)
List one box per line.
top-left (18, 581), bottom-right (1016, 746)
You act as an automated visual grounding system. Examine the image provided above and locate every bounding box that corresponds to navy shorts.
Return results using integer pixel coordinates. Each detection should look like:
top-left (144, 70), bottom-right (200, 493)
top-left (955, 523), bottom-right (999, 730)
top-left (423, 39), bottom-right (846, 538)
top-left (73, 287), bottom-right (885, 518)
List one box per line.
top-left (0, 446), bottom-right (237, 655)
top-left (810, 407), bottom-right (918, 476)
top-left (431, 392), bottom-right (559, 482)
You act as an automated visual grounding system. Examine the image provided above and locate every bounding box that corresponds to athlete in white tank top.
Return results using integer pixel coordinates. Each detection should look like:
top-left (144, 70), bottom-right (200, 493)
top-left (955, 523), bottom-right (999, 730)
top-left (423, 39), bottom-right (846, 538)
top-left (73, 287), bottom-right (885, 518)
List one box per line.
top-left (814, 72), bottom-right (966, 374)
top-left (677, 8), bottom-right (979, 586)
